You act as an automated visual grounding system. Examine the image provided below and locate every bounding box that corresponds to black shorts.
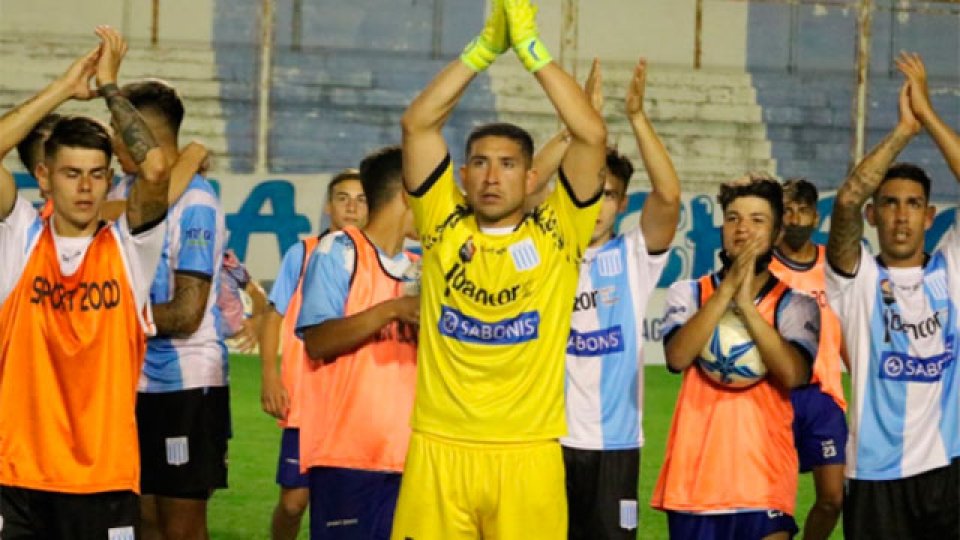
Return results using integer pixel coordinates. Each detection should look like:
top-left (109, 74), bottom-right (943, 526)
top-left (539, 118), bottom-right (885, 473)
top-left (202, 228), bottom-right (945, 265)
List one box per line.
top-left (844, 458), bottom-right (960, 539)
top-left (0, 486), bottom-right (138, 539)
top-left (136, 386), bottom-right (230, 498)
top-left (562, 446), bottom-right (640, 540)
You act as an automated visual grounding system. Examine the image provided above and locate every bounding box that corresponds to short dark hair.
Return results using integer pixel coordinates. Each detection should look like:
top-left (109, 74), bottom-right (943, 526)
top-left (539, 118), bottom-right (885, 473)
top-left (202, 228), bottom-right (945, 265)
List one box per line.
top-left (327, 168), bottom-right (362, 199)
top-left (717, 173), bottom-right (784, 231)
top-left (43, 116), bottom-right (113, 164)
top-left (782, 177), bottom-right (818, 207)
top-left (880, 162), bottom-right (931, 201)
top-left (358, 145), bottom-right (403, 214)
top-left (17, 114), bottom-right (62, 174)
top-left (605, 148), bottom-right (633, 195)
top-left (465, 122), bottom-right (534, 165)
top-left (120, 79), bottom-right (185, 134)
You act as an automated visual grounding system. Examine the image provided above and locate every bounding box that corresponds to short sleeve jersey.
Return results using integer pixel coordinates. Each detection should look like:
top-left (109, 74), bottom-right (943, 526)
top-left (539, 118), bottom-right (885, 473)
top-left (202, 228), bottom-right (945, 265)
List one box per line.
top-left (111, 174), bottom-right (228, 392)
top-left (826, 223), bottom-right (960, 481)
top-left (652, 273), bottom-right (820, 515)
top-left (563, 227), bottom-right (669, 450)
top-left (409, 155), bottom-right (602, 442)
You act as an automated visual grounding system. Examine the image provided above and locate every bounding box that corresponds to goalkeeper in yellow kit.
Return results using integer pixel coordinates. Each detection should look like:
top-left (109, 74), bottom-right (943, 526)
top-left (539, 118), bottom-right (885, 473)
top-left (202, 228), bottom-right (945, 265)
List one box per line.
top-left (390, 1), bottom-right (607, 538)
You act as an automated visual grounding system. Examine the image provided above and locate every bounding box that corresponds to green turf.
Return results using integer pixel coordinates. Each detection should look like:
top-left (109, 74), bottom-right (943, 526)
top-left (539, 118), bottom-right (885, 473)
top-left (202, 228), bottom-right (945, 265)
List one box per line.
top-left (211, 355), bottom-right (844, 538)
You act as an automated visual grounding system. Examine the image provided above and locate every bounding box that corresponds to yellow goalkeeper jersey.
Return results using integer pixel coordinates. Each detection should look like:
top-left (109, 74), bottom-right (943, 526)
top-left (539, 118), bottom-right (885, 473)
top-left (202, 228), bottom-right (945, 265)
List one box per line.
top-left (409, 155), bottom-right (601, 442)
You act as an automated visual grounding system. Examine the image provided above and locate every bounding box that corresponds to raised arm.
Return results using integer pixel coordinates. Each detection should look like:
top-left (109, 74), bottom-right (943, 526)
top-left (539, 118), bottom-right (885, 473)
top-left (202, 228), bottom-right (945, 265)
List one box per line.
top-left (0, 47), bottom-right (100, 220)
top-left (95, 26), bottom-right (169, 231)
top-left (827, 82), bottom-right (919, 275)
top-left (528, 58), bottom-right (604, 209)
top-left (897, 52), bottom-right (960, 182)
top-left (401, 1), bottom-right (509, 191)
top-left (628, 58), bottom-right (681, 252)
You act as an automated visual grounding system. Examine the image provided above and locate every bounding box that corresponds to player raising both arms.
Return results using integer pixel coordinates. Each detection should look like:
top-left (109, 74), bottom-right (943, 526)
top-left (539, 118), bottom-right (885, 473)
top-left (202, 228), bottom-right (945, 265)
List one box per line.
top-left (530, 57), bottom-right (682, 539)
top-left (826, 53), bottom-right (960, 540)
top-left (390, 0), bottom-right (606, 538)
top-left (0, 29), bottom-right (170, 537)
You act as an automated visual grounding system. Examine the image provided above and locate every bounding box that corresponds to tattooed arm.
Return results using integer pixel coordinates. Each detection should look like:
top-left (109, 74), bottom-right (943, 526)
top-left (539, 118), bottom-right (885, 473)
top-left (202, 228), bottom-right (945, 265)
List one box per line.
top-left (95, 26), bottom-right (169, 231)
top-left (827, 83), bottom-right (919, 275)
top-left (153, 272), bottom-right (212, 337)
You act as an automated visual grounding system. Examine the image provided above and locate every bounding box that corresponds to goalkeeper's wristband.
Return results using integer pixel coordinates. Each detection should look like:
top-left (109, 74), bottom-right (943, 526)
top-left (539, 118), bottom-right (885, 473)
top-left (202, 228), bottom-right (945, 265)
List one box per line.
top-left (514, 36), bottom-right (552, 73)
top-left (461, 37), bottom-right (499, 72)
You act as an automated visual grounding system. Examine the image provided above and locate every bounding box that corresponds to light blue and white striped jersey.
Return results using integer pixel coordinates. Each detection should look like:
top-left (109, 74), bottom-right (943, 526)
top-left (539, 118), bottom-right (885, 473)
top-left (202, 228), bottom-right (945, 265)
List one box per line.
top-left (826, 224), bottom-right (960, 480)
top-left (111, 174), bottom-right (228, 392)
top-left (562, 227), bottom-right (668, 450)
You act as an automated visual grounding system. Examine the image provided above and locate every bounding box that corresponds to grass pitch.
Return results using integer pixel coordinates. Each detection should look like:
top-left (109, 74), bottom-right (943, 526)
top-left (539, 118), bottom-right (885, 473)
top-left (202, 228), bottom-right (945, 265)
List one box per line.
top-left (210, 355), bottom-right (842, 539)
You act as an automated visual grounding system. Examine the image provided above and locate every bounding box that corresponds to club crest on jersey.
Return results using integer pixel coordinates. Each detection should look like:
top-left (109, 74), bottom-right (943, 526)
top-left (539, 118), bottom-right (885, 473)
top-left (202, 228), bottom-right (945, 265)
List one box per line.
top-left (509, 239), bottom-right (540, 271)
top-left (596, 250), bottom-right (623, 277)
top-left (166, 436), bottom-right (190, 466)
top-left (880, 279), bottom-right (895, 305)
top-left (459, 236), bottom-right (476, 263)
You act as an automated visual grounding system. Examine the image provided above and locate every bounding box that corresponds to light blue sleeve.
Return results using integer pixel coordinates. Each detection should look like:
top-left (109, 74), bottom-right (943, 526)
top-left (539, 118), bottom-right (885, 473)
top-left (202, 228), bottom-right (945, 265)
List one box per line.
top-left (269, 241), bottom-right (306, 316)
top-left (176, 203), bottom-right (218, 277)
top-left (777, 289), bottom-right (821, 364)
top-left (295, 235), bottom-right (354, 337)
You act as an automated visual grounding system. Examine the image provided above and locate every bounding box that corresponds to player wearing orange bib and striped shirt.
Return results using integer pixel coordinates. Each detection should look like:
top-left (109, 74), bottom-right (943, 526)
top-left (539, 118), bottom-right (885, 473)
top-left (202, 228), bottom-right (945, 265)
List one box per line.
top-left (0, 28), bottom-right (171, 538)
top-left (260, 169), bottom-right (368, 540)
top-left (768, 179), bottom-right (847, 540)
top-left (296, 146), bottom-right (420, 540)
top-left (390, 1), bottom-right (606, 538)
top-left (653, 176), bottom-right (820, 540)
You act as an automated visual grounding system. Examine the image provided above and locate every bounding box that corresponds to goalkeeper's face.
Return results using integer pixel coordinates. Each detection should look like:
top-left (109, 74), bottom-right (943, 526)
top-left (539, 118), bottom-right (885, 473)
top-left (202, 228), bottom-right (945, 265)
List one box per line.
top-left (461, 135), bottom-right (535, 228)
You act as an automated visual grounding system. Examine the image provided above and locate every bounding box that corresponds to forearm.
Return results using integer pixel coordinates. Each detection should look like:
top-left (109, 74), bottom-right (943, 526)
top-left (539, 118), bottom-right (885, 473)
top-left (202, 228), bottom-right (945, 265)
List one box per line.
top-left (920, 109), bottom-right (960, 182)
top-left (167, 142), bottom-right (209, 204)
top-left (633, 111), bottom-right (681, 251)
top-left (402, 61), bottom-right (475, 136)
top-left (527, 130), bottom-right (569, 210)
top-left (827, 125), bottom-right (913, 273)
top-left (302, 301), bottom-right (395, 363)
top-left (101, 85), bottom-right (169, 228)
top-left (665, 286), bottom-right (735, 371)
top-left (0, 81), bottom-right (71, 155)
top-left (152, 276), bottom-right (210, 337)
top-left (738, 306), bottom-right (810, 388)
top-left (246, 280), bottom-right (268, 317)
top-left (535, 64), bottom-right (606, 148)
top-left (259, 310), bottom-right (283, 377)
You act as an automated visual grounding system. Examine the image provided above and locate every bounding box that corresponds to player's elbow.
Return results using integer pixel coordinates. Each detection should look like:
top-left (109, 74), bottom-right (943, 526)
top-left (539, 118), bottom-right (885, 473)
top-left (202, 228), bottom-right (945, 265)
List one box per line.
top-left (575, 121), bottom-right (607, 149)
top-left (400, 108), bottom-right (432, 137)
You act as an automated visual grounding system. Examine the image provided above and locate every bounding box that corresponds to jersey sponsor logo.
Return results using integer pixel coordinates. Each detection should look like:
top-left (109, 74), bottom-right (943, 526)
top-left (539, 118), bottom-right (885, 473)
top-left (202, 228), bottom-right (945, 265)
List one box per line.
top-left (166, 436), bottom-right (190, 466)
top-left (184, 227), bottom-right (213, 247)
top-left (30, 277), bottom-right (122, 312)
top-left (596, 250), bottom-right (623, 277)
top-left (883, 308), bottom-right (945, 342)
top-left (509, 238), bottom-right (540, 271)
top-left (567, 326), bottom-right (625, 356)
top-left (880, 351), bottom-right (954, 382)
top-left (439, 305), bottom-right (539, 344)
top-left (443, 262), bottom-right (524, 307)
top-left (108, 527), bottom-right (135, 540)
top-left (573, 286), bottom-right (618, 312)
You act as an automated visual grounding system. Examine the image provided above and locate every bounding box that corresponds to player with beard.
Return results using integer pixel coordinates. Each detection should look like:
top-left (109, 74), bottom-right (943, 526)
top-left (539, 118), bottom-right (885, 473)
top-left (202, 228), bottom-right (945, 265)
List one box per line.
top-left (825, 53), bottom-right (960, 539)
top-left (768, 178), bottom-right (847, 540)
top-left (653, 175), bottom-right (820, 539)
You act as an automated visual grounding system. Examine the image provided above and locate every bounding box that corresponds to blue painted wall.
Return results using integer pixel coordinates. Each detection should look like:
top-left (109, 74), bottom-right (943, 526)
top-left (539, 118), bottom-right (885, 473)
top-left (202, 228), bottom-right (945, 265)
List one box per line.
top-left (213, 0), bottom-right (496, 174)
top-left (746, 1), bottom-right (960, 199)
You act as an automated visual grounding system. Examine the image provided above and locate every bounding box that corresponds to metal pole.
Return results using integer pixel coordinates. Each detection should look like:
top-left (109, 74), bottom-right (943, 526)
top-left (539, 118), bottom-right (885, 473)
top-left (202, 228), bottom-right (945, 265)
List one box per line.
top-left (256, 0), bottom-right (275, 174)
top-left (151, 0), bottom-right (159, 46)
top-left (292, 0), bottom-right (302, 51)
top-left (432, 0), bottom-right (444, 59)
top-left (694, 0), bottom-right (703, 69)
top-left (559, 0), bottom-right (580, 78)
top-left (850, 0), bottom-right (874, 167)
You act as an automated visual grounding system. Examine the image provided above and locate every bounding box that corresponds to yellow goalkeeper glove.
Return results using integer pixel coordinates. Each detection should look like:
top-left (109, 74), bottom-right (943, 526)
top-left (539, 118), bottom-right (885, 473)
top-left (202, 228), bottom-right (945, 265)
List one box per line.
top-left (460, 0), bottom-right (509, 72)
top-left (505, 0), bottom-right (552, 73)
